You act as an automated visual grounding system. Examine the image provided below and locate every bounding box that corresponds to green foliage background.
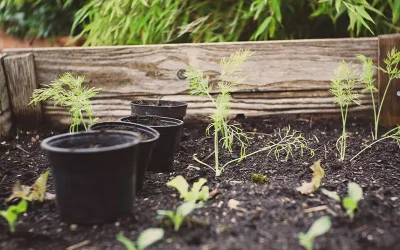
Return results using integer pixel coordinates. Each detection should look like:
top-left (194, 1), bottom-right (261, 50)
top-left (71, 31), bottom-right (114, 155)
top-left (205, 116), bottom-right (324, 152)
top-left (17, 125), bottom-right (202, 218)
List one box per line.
top-left (0, 0), bottom-right (399, 44)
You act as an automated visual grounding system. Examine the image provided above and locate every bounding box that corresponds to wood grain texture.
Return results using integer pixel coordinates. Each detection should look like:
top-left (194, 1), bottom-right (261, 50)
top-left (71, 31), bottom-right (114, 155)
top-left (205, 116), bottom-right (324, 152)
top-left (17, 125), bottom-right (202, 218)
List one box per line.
top-left (378, 34), bottom-right (400, 126)
top-left (3, 53), bottom-right (42, 126)
top-left (3, 38), bottom-right (378, 128)
top-left (0, 54), bottom-right (12, 139)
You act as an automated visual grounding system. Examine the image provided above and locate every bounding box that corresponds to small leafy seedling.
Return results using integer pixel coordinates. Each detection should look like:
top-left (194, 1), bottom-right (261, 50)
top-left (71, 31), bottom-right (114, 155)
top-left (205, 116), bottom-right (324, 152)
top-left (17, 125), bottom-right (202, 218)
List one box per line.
top-left (117, 228), bottom-right (164, 250)
top-left (298, 216), bottom-right (332, 250)
top-left (0, 199), bottom-right (28, 233)
top-left (251, 173), bottom-right (268, 184)
top-left (343, 182), bottom-right (363, 219)
top-left (167, 175), bottom-right (209, 202)
top-left (6, 171), bottom-right (55, 203)
top-left (321, 182), bottom-right (363, 219)
top-left (157, 201), bottom-right (203, 232)
top-left (29, 73), bottom-right (101, 132)
top-left (296, 160), bottom-right (324, 195)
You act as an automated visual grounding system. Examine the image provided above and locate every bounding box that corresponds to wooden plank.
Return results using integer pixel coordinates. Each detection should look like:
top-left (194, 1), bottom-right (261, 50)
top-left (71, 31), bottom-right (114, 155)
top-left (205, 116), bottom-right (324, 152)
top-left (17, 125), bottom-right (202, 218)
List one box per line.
top-left (3, 38), bottom-right (378, 128)
top-left (378, 34), bottom-right (400, 126)
top-left (3, 53), bottom-right (42, 126)
top-left (0, 54), bottom-right (12, 139)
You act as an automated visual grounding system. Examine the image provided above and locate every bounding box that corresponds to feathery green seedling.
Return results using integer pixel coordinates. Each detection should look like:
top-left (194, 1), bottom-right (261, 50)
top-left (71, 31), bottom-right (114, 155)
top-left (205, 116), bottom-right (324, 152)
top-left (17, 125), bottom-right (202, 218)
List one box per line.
top-left (167, 175), bottom-right (209, 202)
top-left (357, 48), bottom-right (400, 140)
top-left (298, 216), bottom-right (332, 250)
top-left (0, 199), bottom-right (28, 233)
top-left (330, 61), bottom-right (362, 160)
top-left (157, 202), bottom-right (203, 232)
top-left (29, 73), bottom-right (101, 132)
top-left (185, 49), bottom-right (253, 176)
top-left (117, 228), bottom-right (164, 250)
top-left (321, 182), bottom-right (363, 220)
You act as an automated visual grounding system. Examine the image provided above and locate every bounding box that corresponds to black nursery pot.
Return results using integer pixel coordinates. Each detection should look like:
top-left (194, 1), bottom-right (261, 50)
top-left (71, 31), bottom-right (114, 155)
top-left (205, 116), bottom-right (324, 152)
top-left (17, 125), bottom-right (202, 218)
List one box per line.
top-left (121, 115), bottom-right (183, 172)
top-left (88, 122), bottom-right (160, 191)
top-left (131, 100), bottom-right (187, 120)
top-left (41, 131), bottom-right (141, 224)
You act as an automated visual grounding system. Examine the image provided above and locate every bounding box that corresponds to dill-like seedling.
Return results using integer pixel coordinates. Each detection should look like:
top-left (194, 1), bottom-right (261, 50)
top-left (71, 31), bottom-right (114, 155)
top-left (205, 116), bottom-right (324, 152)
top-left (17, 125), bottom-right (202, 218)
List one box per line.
top-left (330, 61), bottom-right (362, 161)
top-left (29, 73), bottom-right (101, 132)
top-left (185, 49), bottom-right (253, 176)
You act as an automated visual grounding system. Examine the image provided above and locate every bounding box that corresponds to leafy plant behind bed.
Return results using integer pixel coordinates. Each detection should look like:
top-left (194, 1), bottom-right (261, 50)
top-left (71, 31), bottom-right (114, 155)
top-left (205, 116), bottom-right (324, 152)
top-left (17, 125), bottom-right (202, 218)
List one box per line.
top-left (29, 73), bottom-right (101, 132)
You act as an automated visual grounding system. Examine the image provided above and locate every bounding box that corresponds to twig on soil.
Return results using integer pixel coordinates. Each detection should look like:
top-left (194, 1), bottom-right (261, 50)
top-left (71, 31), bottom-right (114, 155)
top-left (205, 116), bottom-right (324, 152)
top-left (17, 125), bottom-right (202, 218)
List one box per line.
top-left (15, 145), bottom-right (31, 155)
top-left (66, 240), bottom-right (91, 250)
top-left (0, 175), bottom-right (6, 186)
top-left (304, 205), bottom-right (328, 213)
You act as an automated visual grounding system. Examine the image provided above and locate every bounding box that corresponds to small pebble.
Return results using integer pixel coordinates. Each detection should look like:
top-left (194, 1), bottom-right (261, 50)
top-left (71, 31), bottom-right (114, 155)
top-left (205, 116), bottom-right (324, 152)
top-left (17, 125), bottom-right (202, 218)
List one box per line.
top-left (70, 224), bottom-right (77, 231)
top-left (115, 222), bottom-right (120, 227)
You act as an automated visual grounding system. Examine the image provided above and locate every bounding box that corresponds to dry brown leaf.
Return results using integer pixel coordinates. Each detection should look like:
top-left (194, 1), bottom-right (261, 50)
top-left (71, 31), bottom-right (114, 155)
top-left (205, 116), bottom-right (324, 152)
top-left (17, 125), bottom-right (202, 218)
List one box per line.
top-left (296, 160), bottom-right (325, 195)
top-left (209, 188), bottom-right (219, 199)
top-left (227, 199), bottom-right (247, 212)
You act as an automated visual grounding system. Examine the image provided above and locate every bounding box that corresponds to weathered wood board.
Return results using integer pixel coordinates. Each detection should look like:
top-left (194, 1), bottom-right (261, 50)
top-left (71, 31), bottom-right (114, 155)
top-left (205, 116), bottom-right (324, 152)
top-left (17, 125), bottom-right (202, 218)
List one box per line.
top-left (0, 54), bottom-right (12, 139)
top-left (3, 37), bottom-right (378, 127)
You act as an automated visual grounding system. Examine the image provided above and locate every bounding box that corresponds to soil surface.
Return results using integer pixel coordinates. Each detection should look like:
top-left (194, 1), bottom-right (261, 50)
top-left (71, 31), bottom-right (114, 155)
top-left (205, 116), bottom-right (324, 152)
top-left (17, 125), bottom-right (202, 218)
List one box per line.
top-left (1, 116), bottom-right (400, 250)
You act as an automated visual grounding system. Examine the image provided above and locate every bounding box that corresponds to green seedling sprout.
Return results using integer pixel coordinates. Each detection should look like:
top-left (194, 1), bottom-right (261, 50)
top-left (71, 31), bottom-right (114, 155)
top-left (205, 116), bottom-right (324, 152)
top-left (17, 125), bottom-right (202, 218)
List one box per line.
top-left (0, 199), bottom-right (28, 233)
top-left (357, 48), bottom-right (400, 140)
top-left (157, 201), bottom-right (203, 232)
top-left (343, 182), bottom-right (363, 219)
top-left (185, 49), bottom-right (254, 176)
top-left (251, 173), bottom-right (268, 184)
top-left (167, 175), bottom-right (209, 202)
top-left (298, 216), bottom-right (332, 250)
top-left (330, 61), bottom-right (362, 161)
top-left (29, 72), bottom-right (101, 132)
top-left (321, 182), bottom-right (363, 219)
top-left (117, 228), bottom-right (164, 250)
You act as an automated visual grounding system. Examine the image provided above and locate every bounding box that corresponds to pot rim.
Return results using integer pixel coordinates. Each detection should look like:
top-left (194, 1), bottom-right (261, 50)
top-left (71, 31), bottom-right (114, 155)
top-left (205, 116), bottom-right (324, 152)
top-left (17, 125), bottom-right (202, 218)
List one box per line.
top-left (41, 130), bottom-right (141, 154)
top-left (88, 121), bottom-right (160, 143)
top-left (120, 115), bottom-right (184, 128)
top-left (131, 100), bottom-right (187, 108)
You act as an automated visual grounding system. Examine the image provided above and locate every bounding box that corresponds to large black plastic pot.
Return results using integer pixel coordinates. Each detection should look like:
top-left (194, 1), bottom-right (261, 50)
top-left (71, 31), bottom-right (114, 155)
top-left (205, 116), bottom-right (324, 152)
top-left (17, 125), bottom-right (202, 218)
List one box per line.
top-left (41, 131), bottom-right (141, 224)
top-left (120, 115), bottom-right (183, 172)
top-left (131, 100), bottom-right (187, 121)
top-left (88, 121), bottom-right (159, 191)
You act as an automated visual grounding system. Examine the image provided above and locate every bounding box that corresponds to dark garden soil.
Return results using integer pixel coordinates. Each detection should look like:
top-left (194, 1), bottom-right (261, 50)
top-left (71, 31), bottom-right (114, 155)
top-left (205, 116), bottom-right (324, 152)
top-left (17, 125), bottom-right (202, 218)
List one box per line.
top-left (1, 116), bottom-right (400, 250)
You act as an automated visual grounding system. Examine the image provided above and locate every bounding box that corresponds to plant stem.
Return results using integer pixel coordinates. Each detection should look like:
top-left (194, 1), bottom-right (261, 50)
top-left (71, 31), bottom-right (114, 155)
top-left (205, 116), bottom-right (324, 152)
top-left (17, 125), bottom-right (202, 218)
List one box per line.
top-left (375, 77), bottom-right (393, 139)
top-left (214, 130), bottom-right (220, 176)
top-left (339, 105), bottom-right (348, 161)
top-left (370, 89), bottom-right (377, 140)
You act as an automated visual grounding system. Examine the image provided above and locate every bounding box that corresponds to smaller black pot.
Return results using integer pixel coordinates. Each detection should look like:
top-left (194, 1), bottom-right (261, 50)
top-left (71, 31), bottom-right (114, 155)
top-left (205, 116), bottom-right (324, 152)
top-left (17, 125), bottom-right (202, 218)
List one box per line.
top-left (121, 115), bottom-right (183, 172)
top-left (41, 131), bottom-right (141, 224)
top-left (88, 122), bottom-right (160, 191)
top-left (131, 100), bottom-right (187, 121)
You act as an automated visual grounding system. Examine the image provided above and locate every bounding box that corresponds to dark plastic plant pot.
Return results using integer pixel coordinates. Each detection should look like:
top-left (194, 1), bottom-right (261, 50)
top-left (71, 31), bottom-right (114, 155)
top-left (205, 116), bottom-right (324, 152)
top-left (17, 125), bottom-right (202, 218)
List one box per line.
top-left (41, 131), bottom-right (141, 224)
top-left (120, 115), bottom-right (183, 172)
top-left (88, 122), bottom-right (160, 191)
top-left (131, 100), bottom-right (187, 121)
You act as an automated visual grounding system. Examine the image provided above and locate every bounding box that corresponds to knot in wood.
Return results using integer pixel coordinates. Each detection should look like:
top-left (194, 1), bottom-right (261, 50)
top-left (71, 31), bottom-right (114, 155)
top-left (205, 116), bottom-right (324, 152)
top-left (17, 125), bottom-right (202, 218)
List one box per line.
top-left (177, 69), bottom-right (186, 80)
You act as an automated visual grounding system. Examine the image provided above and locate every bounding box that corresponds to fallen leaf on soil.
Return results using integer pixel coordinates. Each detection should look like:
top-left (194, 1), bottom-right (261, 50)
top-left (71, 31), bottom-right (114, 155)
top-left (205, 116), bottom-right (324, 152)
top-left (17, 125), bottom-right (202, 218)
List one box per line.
top-left (6, 171), bottom-right (55, 202)
top-left (296, 160), bottom-right (325, 195)
top-left (209, 188), bottom-right (218, 199)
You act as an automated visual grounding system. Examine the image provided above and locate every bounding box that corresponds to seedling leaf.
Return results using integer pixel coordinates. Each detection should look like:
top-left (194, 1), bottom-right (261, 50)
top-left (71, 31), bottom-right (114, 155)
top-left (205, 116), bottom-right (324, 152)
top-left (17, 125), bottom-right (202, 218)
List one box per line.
top-left (167, 175), bottom-right (189, 199)
top-left (343, 182), bottom-right (363, 219)
top-left (137, 228), bottom-right (164, 250)
top-left (298, 216), bottom-right (331, 250)
top-left (321, 188), bottom-right (341, 202)
top-left (157, 202), bottom-right (202, 232)
top-left (296, 160), bottom-right (325, 194)
top-left (117, 234), bottom-right (136, 250)
top-left (0, 199), bottom-right (28, 233)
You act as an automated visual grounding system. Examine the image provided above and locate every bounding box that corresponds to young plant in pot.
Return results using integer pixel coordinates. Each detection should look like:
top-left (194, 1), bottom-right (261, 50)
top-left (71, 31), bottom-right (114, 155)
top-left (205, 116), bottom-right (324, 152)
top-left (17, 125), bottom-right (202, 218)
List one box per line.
top-left (131, 99), bottom-right (187, 121)
top-left (30, 73), bottom-right (142, 224)
top-left (88, 121), bottom-right (160, 191)
top-left (120, 115), bottom-right (183, 173)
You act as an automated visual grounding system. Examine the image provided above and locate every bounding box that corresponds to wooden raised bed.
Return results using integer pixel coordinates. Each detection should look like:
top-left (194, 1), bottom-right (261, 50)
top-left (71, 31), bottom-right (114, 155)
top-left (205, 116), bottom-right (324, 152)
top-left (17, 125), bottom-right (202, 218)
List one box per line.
top-left (0, 35), bottom-right (399, 139)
